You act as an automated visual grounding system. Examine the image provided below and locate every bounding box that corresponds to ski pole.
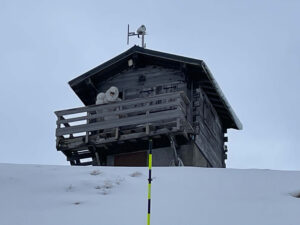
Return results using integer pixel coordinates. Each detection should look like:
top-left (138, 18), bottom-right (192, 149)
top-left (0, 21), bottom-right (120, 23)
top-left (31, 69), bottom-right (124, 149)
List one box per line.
top-left (147, 139), bottom-right (153, 225)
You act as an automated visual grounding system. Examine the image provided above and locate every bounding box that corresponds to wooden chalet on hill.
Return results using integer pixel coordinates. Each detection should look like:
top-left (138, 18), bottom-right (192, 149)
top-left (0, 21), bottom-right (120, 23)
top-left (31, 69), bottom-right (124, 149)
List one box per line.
top-left (55, 46), bottom-right (242, 167)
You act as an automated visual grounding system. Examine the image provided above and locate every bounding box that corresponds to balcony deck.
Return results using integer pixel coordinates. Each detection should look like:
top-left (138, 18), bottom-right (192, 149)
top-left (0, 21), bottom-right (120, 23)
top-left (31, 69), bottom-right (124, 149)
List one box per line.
top-left (55, 92), bottom-right (194, 164)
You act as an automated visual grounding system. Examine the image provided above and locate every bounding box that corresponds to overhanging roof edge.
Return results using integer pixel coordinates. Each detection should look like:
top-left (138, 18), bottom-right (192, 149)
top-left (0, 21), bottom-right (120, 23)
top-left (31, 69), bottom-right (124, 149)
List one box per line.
top-left (201, 62), bottom-right (243, 130)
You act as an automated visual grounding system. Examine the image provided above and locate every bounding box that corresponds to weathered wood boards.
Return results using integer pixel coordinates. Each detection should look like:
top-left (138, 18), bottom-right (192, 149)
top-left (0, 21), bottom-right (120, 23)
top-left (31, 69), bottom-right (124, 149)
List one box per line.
top-left (55, 92), bottom-right (194, 162)
top-left (192, 84), bottom-right (226, 167)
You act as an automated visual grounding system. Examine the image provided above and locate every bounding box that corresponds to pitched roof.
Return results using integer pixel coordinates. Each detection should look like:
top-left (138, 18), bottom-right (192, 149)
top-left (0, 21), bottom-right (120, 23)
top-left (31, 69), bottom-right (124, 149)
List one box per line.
top-left (69, 46), bottom-right (242, 130)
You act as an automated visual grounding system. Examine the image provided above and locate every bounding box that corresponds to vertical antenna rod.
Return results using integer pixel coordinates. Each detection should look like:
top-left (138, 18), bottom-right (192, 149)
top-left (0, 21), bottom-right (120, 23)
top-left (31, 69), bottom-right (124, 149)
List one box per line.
top-left (147, 139), bottom-right (153, 225)
top-left (127, 24), bottom-right (147, 48)
top-left (127, 24), bottom-right (130, 45)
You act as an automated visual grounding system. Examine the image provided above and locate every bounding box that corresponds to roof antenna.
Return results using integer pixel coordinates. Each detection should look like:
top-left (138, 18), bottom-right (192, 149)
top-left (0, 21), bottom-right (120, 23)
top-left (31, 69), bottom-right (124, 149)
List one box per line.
top-left (127, 24), bottom-right (147, 48)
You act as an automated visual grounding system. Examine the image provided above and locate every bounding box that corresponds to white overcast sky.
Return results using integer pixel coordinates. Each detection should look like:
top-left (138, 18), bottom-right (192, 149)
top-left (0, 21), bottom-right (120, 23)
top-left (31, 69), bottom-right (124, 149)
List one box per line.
top-left (0, 0), bottom-right (299, 170)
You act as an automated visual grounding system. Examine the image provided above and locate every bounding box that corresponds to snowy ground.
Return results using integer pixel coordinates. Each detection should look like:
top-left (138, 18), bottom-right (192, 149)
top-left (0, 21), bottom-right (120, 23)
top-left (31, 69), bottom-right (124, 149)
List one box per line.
top-left (0, 164), bottom-right (300, 225)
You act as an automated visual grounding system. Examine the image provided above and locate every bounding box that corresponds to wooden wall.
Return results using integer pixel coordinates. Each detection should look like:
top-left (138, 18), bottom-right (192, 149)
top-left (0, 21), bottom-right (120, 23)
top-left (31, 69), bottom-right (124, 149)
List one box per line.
top-left (95, 65), bottom-right (187, 100)
top-left (192, 81), bottom-right (225, 167)
top-left (94, 65), bottom-right (225, 167)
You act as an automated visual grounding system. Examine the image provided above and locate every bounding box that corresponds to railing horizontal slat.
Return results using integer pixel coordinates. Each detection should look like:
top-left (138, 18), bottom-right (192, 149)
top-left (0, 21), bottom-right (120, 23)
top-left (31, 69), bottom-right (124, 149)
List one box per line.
top-left (56, 109), bottom-right (184, 136)
top-left (55, 92), bottom-right (184, 117)
top-left (58, 101), bottom-right (182, 125)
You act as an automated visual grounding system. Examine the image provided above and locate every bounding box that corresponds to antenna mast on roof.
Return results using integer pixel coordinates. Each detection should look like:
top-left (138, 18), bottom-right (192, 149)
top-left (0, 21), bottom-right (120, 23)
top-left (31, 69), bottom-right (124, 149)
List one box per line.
top-left (127, 24), bottom-right (147, 48)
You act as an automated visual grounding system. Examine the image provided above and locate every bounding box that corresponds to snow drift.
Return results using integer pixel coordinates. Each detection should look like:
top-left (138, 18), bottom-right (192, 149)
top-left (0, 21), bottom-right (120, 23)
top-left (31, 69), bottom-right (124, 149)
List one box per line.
top-left (0, 163), bottom-right (300, 225)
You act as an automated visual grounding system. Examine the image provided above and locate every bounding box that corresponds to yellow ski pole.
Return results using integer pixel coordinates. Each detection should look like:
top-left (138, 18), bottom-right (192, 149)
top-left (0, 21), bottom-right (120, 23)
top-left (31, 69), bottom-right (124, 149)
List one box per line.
top-left (147, 139), bottom-right (153, 225)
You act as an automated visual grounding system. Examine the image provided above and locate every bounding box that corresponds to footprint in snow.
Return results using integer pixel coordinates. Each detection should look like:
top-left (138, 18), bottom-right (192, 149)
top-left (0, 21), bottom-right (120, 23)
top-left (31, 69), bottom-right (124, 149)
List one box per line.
top-left (90, 170), bottom-right (102, 176)
top-left (129, 171), bottom-right (143, 177)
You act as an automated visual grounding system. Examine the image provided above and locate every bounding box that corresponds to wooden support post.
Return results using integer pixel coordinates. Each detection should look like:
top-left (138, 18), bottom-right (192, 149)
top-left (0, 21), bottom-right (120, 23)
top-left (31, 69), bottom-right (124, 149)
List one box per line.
top-left (57, 117), bottom-right (62, 129)
top-left (176, 118), bottom-right (181, 130)
top-left (85, 132), bottom-right (89, 144)
top-left (146, 124), bottom-right (150, 135)
top-left (58, 116), bottom-right (73, 138)
top-left (146, 110), bottom-right (150, 135)
top-left (56, 137), bottom-right (60, 149)
top-left (95, 152), bottom-right (101, 166)
top-left (85, 112), bottom-right (90, 143)
top-left (115, 127), bottom-right (119, 139)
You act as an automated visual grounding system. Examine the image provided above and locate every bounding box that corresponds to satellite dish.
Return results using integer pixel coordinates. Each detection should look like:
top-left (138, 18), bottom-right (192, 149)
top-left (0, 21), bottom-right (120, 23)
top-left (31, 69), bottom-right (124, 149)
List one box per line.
top-left (105, 86), bottom-right (119, 102)
top-left (96, 92), bottom-right (105, 105)
top-left (137, 25), bottom-right (146, 35)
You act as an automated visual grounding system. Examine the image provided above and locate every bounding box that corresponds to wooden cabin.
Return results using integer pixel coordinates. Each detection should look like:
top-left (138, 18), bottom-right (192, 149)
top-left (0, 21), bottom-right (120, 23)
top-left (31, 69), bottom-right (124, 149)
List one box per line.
top-left (55, 46), bottom-right (242, 167)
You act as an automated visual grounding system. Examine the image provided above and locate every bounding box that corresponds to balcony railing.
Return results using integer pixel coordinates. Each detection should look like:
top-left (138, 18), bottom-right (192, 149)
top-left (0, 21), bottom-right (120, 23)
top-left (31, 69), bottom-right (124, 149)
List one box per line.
top-left (55, 91), bottom-right (194, 151)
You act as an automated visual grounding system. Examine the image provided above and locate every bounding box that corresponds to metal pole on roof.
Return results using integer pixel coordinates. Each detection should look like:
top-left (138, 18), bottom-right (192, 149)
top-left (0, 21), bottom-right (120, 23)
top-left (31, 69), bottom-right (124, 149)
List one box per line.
top-left (127, 24), bottom-right (147, 48)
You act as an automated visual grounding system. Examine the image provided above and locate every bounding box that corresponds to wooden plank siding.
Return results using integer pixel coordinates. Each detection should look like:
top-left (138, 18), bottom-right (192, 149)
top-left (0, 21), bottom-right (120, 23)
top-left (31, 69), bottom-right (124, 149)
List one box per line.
top-left (95, 66), bottom-right (187, 101)
top-left (192, 81), bottom-right (226, 167)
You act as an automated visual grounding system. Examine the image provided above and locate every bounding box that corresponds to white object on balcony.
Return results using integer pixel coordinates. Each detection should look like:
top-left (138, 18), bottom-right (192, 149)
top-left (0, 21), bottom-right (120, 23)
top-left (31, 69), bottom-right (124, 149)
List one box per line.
top-left (105, 86), bottom-right (120, 102)
top-left (96, 92), bottom-right (106, 105)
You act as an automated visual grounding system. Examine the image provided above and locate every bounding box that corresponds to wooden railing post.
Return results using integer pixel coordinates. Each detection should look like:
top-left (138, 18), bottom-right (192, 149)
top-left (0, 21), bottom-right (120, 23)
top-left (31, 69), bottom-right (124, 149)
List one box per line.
top-left (146, 110), bottom-right (150, 135)
top-left (85, 112), bottom-right (90, 143)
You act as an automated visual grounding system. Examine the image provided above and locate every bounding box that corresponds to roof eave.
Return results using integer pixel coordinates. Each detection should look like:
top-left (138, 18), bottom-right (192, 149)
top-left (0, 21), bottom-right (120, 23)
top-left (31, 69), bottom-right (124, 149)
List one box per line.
top-left (201, 62), bottom-right (243, 130)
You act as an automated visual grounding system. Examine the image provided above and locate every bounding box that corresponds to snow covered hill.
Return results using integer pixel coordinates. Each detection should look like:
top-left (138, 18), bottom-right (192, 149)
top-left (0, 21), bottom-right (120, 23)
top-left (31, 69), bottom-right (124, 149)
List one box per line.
top-left (0, 164), bottom-right (300, 225)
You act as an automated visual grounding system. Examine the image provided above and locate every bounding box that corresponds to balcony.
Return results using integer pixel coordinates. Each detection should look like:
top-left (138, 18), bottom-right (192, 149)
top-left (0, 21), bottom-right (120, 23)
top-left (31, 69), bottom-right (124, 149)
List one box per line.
top-left (55, 91), bottom-right (194, 158)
